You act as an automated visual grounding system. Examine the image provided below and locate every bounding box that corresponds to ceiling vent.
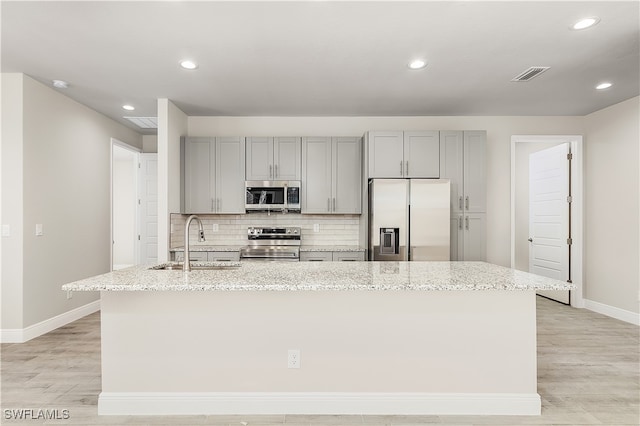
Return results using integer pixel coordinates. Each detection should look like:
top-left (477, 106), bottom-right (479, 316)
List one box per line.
top-left (124, 116), bottom-right (158, 129)
top-left (511, 66), bottom-right (550, 82)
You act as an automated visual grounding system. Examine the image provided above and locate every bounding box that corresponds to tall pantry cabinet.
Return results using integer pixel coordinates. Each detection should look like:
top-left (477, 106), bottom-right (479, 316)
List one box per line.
top-left (440, 131), bottom-right (487, 261)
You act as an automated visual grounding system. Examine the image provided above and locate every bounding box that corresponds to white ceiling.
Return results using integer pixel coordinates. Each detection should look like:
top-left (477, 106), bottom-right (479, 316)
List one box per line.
top-left (2, 1), bottom-right (638, 135)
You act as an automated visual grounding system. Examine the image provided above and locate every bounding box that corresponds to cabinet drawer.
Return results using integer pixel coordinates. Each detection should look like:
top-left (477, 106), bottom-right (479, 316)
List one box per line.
top-left (300, 252), bottom-right (333, 262)
top-left (332, 252), bottom-right (365, 261)
top-left (207, 252), bottom-right (240, 262)
top-left (175, 251), bottom-right (208, 262)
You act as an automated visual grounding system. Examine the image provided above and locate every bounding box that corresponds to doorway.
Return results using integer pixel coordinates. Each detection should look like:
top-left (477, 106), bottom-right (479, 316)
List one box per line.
top-left (511, 135), bottom-right (584, 307)
top-left (111, 140), bottom-right (140, 270)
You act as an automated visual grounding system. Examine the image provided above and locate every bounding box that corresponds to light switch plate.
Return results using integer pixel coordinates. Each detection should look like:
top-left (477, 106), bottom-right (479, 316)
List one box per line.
top-left (313, 224), bottom-right (319, 233)
top-left (35, 224), bottom-right (43, 236)
top-left (212, 224), bottom-right (219, 232)
top-left (1, 224), bottom-right (10, 237)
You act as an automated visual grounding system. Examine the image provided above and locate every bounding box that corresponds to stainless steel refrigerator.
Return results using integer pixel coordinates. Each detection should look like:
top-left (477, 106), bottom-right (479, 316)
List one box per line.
top-left (369, 179), bottom-right (450, 261)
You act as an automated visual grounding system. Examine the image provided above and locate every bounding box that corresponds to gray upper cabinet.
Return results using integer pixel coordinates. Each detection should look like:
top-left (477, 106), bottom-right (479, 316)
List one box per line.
top-left (302, 136), bottom-right (361, 214)
top-left (245, 137), bottom-right (301, 180)
top-left (367, 131), bottom-right (439, 178)
top-left (368, 131), bottom-right (404, 178)
top-left (182, 136), bottom-right (245, 214)
top-left (404, 131), bottom-right (439, 178)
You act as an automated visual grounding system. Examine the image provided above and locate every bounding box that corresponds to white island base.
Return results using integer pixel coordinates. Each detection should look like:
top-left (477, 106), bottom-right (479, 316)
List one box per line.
top-left (98, 289), bottom-right (540, 416)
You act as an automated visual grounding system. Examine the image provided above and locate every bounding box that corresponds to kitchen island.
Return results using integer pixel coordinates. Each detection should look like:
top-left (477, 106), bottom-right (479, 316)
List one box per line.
top-left (62, 261), bottom-right (573, 416)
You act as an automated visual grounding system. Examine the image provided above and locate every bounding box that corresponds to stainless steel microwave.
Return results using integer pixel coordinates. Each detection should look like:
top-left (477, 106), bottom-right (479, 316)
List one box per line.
top-left (245, 181), bottom-right (301, 212)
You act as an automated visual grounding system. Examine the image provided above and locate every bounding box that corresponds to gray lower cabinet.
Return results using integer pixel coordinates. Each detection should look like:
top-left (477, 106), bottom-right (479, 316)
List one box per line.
top-left (174, 251), bottom-right (240, 262)
top-left (300, 251), bottom-right (365, 261)
top-left (302, 136), bottom-right (361, 214)
top-left (450, 213), bottom-right (486, 261)
top-left (181, 136), bottom-right (245, 214)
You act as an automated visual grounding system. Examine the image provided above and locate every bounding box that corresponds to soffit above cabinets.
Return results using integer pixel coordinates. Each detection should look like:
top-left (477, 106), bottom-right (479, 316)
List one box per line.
top-left (1, 1), bottom-right (638, 135)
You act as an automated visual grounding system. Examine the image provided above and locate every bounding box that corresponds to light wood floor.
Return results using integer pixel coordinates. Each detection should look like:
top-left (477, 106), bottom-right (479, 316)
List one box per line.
top-left (1, 297), bottom-right (638, 425)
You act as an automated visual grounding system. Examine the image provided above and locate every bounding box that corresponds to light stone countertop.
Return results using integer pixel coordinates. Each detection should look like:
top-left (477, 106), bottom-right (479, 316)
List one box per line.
top-left (61, 261), bottom-right (574, 292)
top-left (170, 245), bottom-right (365, 252)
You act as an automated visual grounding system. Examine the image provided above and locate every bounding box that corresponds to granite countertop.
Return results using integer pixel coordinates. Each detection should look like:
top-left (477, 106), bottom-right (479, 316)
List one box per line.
top-left (61, 261), bottom-right (574, 292)
top-left (300, 246), bottom-right (365, 252)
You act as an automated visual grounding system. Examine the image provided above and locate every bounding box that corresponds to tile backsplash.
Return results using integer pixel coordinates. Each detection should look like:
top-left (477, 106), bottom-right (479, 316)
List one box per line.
top-left (170, 213), bottom-right (361, 248)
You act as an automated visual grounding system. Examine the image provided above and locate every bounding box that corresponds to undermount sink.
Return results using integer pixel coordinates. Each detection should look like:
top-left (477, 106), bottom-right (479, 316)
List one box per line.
top-left (150, 262), bottom-right (241, 271)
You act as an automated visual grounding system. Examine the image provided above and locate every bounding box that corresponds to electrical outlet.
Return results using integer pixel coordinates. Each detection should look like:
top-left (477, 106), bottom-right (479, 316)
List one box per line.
top-left (313, 224), bottom-right (319, 233)
top-left (212, 223), bottom-right (219, 232)
top-left (35, 224), bottom-right (43, 236)
top-left (66, 290), bottom-right (73, 300)
top-left (287, 349), bottom-right (300, 369)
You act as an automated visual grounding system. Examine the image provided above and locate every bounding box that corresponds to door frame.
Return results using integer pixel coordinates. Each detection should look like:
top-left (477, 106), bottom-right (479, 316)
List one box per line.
top-left (510, 135), bottom-right (584, 308)
top-left (110, 138), bottom-right (141, 271)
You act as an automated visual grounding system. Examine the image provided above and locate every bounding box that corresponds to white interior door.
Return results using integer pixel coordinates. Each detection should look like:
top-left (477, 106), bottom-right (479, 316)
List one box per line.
top-left (139, 153), bottom-right (158, 265)
top-left (529, 143), bottom-right (570, 304)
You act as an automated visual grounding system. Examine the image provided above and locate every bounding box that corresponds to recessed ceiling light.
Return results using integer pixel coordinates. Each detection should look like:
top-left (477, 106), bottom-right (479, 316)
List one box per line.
top-left (595, 82), bottom-right (612, 90)
top-left (52, 79), bottom-right (69, 89)
top-left (180, 60), bottom-right (198, 70)
top-left (122, 104), bottom-right (135, 111)
top-left (572, 17), bottom-right (600, 30)
top-left (408, 59), bottom-right (427, 70)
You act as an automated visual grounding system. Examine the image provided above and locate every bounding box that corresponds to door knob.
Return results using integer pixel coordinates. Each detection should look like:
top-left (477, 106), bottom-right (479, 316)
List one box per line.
top-left (528, 238), bottom-right (533, 242)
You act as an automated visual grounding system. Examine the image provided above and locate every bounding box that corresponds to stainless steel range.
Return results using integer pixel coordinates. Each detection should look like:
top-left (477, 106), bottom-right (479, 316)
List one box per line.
top-left (240, 227), bottom-right (301, 261)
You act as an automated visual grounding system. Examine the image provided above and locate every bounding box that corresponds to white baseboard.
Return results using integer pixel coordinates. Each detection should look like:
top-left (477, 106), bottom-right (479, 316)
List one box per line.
top-left (98, 392), bottom-right (541, 416)
top-left (584, 299), bottom-right (640, 326)
top-left (0, 300), bottom-right (100, 343)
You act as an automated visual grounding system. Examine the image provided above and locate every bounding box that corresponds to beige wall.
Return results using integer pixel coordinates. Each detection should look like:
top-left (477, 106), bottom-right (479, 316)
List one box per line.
top-left (189, 116), bottom-right (585, 267)
top-left (112, 147), bottom-right (137, 267)
top-left (2, 74), bottom-right (142, 329)
top-left (142, 134), bottom-right (158, 153)
top-left (1, 73), bottom-right (25, 329)
top-left (158, 99), bottom-right (187, 262)
top-left (583, 97), bottom-right (639, 314)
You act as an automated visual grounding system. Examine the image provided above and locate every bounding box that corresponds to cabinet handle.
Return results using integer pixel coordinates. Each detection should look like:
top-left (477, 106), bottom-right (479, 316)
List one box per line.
top-left (465, 196), bottom-right (469, 210)
top-left (333, 197), bottom-right (336, 211)
top-left (217, 198), bottom-right (221, 211)
top-left (459, 196), bottom-right (463, 210)
top-left (400, 161), bottom-right (403, 175)
top-left (211, 198), bottom-right (215, 211)
top-left (406, 161), bottom-right (409, 175)
top-left (327, 198), bottom-right (331, 212)
top-left (269, 165), bottom-right (273, 179)
top-left (465, 216), bottom-right (469, 230)
top-left (459, 215), bottom-right (463, 230)
top-left (275, 164), bottom-right (278, 178)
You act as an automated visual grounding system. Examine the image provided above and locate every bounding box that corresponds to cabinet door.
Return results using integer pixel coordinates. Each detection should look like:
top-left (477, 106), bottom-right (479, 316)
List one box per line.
top-left (333, 137), bottom-right (362, 214)
top-left (215, 137), bottom-right (245, 214)
top-left (207, 251), bottom-right (240, 262)
top-left (183, 137), bottom-right (214, 213)
top-left (302, 137), bottom-right (332, 213)
top-left (463, 131), bottom-right (486, 212)
top-left (245, 137), bottom-right (274, 180)
top-left (404, 131), bottom-right (439, 178)
top-left (368, 131), bottom-right (404, 178)
top-left (440, 131), bottom-right (464, 213)
top-left (463, 213), bottom-right (486, 261)
top-left (450, 214), bottom-right (463, 261)
top-left (274, 137), bottom-right (301, 180)
top-left (332, 252), bottom-right (365, 261)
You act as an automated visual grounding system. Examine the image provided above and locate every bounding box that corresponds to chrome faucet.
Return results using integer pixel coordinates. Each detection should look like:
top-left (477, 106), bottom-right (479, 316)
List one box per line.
top-left (183, 215), bottom-right (205, 271)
